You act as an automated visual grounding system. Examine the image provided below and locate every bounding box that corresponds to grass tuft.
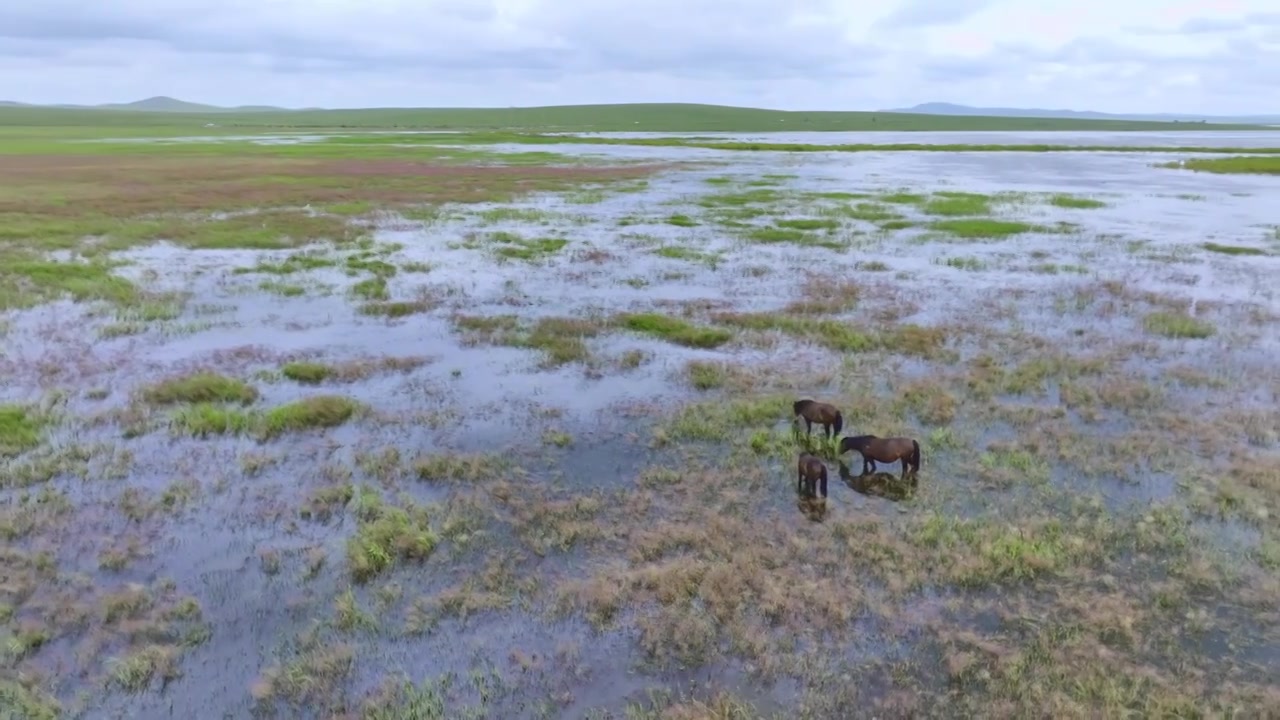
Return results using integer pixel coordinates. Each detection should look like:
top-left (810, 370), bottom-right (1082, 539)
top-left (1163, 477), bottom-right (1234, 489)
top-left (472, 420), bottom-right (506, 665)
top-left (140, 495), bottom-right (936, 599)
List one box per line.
top-left (0, 405), bottom-right (46, 458)
top-left (140, 372), bottom-right (260, 405)
top-left (1143, 311), bottom-right (1215, 339)
top-left (618, 313), bottom-right (734, 349)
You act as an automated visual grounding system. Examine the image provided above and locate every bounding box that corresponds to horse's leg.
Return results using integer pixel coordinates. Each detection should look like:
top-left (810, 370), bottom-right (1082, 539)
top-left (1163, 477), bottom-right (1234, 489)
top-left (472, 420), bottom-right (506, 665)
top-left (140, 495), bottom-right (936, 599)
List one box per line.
top-left (805, 418), bottom-right (813, 436)
top-left (820, 471), bottom-right (828, 499)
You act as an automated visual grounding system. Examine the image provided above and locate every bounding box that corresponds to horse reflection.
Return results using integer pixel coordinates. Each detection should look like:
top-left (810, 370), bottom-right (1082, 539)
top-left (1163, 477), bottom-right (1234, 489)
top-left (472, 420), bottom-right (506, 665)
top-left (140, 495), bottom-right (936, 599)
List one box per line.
top-left (837, 461), bottom-right (917, 502)
top-left (796, 495), bottom-right (829, 522)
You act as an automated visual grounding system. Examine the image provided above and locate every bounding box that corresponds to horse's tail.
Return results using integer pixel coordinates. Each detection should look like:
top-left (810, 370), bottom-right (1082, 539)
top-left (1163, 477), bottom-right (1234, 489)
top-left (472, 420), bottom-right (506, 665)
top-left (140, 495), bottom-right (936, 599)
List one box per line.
top-left (833, 411), bottom-right (844, 435)
top-left (910, 439), bottom-right (921, 470)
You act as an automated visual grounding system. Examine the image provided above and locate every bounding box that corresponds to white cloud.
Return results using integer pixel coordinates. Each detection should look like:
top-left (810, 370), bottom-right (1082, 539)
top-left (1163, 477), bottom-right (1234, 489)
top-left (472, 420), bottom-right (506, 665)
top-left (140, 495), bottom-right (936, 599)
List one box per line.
top-left (0, 0), bottom-right (1276, 115)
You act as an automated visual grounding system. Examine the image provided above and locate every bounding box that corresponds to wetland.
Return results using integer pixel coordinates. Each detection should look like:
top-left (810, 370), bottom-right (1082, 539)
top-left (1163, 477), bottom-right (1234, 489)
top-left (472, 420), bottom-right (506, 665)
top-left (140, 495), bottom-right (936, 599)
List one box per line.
top-left (2, 127), bottom-right (1279, 719)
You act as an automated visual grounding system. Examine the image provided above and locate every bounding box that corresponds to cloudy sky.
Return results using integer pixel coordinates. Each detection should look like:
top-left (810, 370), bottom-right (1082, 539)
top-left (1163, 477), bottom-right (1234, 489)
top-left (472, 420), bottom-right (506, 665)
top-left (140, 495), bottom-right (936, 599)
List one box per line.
top-left (2, 0), bottom-right (1278, 114)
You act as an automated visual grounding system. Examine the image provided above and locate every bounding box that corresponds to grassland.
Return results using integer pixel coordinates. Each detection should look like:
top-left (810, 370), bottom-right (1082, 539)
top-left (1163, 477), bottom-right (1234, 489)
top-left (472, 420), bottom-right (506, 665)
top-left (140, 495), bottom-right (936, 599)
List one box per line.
top-left (4, 102), bottom-right (1278, 133)
top-left (1, 114), bottom-right (1278, 718)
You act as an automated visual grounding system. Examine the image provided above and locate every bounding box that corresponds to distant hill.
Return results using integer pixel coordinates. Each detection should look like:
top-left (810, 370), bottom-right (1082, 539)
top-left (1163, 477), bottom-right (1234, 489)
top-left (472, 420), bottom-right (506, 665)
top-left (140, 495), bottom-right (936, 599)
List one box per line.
top-left (887, 102), bottom-right (1280, 126)
top-left (0, 96), bottom-right (289, 113)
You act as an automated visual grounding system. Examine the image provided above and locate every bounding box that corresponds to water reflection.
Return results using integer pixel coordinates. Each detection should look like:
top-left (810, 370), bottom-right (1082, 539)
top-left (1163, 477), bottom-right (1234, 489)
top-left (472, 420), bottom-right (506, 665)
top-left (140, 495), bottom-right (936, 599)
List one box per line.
top-left (837, 461), bottom-right (917, 502)
top-left (796, 496), bottom-right (829, 523)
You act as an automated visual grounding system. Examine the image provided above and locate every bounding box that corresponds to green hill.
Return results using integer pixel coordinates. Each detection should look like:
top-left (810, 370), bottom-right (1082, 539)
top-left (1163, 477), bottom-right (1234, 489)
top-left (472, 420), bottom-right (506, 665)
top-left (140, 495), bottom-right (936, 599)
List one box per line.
top-left (0, 100), bottom-right (1277, 134)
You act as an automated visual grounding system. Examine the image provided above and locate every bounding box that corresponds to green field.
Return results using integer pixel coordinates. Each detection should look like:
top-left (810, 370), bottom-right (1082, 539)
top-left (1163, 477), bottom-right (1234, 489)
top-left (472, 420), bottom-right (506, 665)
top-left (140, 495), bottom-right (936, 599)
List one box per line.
top-left (2, 102), bottom-right (1278, 134)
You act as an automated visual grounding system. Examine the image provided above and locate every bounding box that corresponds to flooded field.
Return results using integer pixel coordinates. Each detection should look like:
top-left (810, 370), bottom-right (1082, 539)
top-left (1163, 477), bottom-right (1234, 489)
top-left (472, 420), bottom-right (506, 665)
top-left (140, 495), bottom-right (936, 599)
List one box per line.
top-left (2, 133), bottom-right (1280, 719)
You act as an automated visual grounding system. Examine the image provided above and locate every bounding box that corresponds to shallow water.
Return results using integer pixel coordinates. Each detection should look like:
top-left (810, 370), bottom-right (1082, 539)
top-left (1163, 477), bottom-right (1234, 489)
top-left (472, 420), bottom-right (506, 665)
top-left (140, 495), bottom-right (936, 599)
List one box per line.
top-left (3, 135), bottom-right (1279, 718)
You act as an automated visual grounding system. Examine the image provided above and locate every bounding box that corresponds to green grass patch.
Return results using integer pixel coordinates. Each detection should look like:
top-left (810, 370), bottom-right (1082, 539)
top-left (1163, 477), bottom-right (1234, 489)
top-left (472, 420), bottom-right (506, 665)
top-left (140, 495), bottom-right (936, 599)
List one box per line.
top-left (140, 372), bottom-right (260, 405)
top-left (490, 234), bottom-right (569, 261)
top-left (743, 226), bottom-right (845, 250)
top-left (0, 405), bottom-right (47, 458)
top-left (775, 218), bottom-right (840, 231)
top-left (232, 252), bottom-right (338, 275)
top-left (652, 245), bottom-right (720, 267)
top-left (878, 192), bottom-right (927, 205)
top-left (0, 259), bottom-right (137, 311)
top-left (665, 214), bottom-right (698, 227)
top-left (350, 276), bottom-right (389, 301)
top-left (281, 362), bottom-right (332, 384)
top-left (345, 486), bottom-right (437, 583)
top-left (929, 219), bottom-right (1038, 239)
top-left (1143, 311), bottom-right (1215, 339)
top-left (1202, 241), bottom-right (1267, 256)
top-left (358, 300), bottom-right (434, 318)
top-left (695, 189), bottom-right (784, 208)
top-left (1166, 156), bottom-right (1280, 175)
top-left (618, 313), bottom-right (733, 349)
top-left (171, 395), bottom-right (362, 439)
top-left (921, 192), bottom-right (992, 216)
top-left (1048, 194), bottom-right (1107, 209)
top-left (258, 280), bottom-right (307, 297)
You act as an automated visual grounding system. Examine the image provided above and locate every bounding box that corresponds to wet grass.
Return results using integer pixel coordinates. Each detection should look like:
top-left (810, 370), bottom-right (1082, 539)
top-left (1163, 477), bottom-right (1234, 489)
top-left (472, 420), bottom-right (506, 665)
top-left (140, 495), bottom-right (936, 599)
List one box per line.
top-left (1049, 193), bottom-right (1108, 209)
top-left (0, 405), bottom-right (47, 457)
top-left (452, 314), bottom-right (604, 367)
top-left (1203, 241), bottom-right (1268, 256)
top-left (171, 395), bottom-right (363, 439)
top-left (652, 244), bottom-right (721, 267)
top-left (1143, 311), bottom-right (1216, 339)
top-left (280, 356), bottom-right (429, 384)
top-left (139, 372), bottom-right (260, 405)
top-left (929, 218), bottom-right (1039, 239)
top-left (1166, 155), bottom-right (1280, 175)
top-left (617, 313), bottom-right (735, 349)
top-left (921, 192), bottom-right (992, 216)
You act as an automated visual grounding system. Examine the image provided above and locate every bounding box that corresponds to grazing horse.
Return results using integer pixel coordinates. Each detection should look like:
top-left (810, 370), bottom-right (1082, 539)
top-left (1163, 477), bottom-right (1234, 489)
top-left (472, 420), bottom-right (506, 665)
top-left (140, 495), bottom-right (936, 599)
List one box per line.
top-left (796, 451), bottom-right (829, 499)
top-left (838, 434), bottom-right (921, 480)
top-left (793, 399), bottom-right (844, 440)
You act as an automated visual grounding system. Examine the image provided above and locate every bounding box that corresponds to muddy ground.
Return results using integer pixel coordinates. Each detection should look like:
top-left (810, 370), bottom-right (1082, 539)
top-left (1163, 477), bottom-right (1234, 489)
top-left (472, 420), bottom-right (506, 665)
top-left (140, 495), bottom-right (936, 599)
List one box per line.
top-left (2, 132), bottom-right (1279, 719)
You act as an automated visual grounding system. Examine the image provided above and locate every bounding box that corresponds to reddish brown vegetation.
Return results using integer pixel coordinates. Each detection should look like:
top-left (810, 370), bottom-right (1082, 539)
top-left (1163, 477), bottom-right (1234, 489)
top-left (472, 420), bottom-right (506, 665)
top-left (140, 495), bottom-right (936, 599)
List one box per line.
top-left (0, 154), bottom-right (663, 218)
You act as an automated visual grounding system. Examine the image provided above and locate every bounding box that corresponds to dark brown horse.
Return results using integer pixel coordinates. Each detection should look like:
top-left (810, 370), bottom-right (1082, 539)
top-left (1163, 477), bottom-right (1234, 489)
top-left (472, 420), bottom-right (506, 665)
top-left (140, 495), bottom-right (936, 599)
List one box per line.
top-left (797, 451), bottom-right (829, 499)
top-left (793, 399), bottom-right (844, 440)
top-left (838, 434), bottom-right (921, 480)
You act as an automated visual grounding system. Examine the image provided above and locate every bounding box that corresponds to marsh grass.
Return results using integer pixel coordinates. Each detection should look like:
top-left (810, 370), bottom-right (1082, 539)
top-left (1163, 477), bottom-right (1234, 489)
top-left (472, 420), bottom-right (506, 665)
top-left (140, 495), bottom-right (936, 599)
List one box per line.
top-left (1143, 311), bottom-right (1215, 339)
top-left (139, 372), bottom-right (260, 405)
top-left (346, 487), bottom-right (438, 583)
top-left (1168, 155), bottom-right (1280, 175)
top-left (171, 395), bottom-right (363, 439)
top-left (929, 218), bottom-right (1038, 239)
top-left (921, 192), bottom-right (991, 216)
top-left (742, 226), bottom-right (846, 250)
top-left (652, 245), bottom-right (721, 267)
top-left (1, 258), bottom-right (137, 311)
top-left (281, 356), bottom-right (429, 384)
top-left (940, 256), bottom-right (987, 271)
top-left (1202, 241), bottom-right (1268, 256)
top-left (0, 405), bottom-right (47, 457)
top-left (451, 314), bottom-right (603, 367)
top-left (617, 313), bottom-right (734, 349)
top-left (1049, 194), bottom-right (1107, 209)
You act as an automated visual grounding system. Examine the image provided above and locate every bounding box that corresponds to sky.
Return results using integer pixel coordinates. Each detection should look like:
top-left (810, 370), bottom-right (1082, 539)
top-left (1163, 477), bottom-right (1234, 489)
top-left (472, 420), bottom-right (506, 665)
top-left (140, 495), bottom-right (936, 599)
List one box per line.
top-left (2, 0), bottom-right (1278, 114)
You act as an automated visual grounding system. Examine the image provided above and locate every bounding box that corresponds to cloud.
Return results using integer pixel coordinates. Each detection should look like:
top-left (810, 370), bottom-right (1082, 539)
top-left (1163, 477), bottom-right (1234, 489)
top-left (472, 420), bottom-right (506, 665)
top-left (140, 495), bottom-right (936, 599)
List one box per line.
top-left (873, 0), bottom-right (998, 30)
top-left (0, 0), bottom-right (1277, 115)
